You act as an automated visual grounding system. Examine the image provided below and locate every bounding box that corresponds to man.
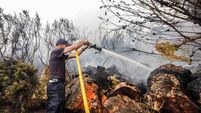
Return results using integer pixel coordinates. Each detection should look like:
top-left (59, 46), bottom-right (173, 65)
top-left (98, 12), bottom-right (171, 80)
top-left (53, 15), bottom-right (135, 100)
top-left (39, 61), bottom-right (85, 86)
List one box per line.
top-left (47, 39), bottom-right (90, 113)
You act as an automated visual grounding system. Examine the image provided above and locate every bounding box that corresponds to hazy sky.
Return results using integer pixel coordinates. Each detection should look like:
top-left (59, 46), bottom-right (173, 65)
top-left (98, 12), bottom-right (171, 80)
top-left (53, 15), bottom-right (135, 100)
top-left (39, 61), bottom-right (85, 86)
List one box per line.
top-left (0, 0), bottom-right (104, 30)
top-left (1, 0), bottom-right (197, 76)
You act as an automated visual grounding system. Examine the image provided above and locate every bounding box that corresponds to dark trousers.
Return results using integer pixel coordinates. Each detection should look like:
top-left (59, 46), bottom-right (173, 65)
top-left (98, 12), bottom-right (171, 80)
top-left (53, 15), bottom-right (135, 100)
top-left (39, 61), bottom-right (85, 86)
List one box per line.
top-left (47, 82), bottom-right (65, 113)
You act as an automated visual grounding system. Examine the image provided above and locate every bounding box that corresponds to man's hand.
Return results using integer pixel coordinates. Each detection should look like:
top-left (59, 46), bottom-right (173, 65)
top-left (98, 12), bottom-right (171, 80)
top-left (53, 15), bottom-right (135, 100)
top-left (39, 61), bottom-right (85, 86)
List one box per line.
top-left (82, 45), bottom-right (89, 50)
top-left (64, 40), bottom-right (90, 54)
top-left (67, 41), bottom-right (90, 59)
top-left (82, 40), bottom-right (90, 46)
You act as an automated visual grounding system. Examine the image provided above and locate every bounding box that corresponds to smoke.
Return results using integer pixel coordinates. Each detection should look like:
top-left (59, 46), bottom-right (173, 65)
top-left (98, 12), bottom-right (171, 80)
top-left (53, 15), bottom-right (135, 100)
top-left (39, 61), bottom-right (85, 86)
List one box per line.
top-left (66, 43), bottom-right (170, 83)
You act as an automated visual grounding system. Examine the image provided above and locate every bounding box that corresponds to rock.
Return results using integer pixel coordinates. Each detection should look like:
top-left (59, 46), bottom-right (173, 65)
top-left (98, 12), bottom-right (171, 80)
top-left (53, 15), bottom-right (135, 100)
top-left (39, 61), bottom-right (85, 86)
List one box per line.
top-left (147, 64), bottom-right (200, 113)
top-left (148, 64), bottom-right (191, 88)
top-left (103, 82), bottom-right (151, 113)
top-left (104, 95), bottom-right (149, 113)
top-left (187, 77), bottom-right (201, 105)
top-left (189, 72), bottom-right (201, 81)
top-left (137, 83), bottom-right (147, 95)
top-left (107, 82), bottom-right (142, 101)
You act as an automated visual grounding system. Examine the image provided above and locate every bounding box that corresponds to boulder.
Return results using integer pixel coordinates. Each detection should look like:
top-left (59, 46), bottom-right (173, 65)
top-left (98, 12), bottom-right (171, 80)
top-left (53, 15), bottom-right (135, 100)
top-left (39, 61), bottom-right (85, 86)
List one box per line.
top-left (147, 64), bottom-right (200, 113)
top-left (187, 77), bottom-right (201, 105)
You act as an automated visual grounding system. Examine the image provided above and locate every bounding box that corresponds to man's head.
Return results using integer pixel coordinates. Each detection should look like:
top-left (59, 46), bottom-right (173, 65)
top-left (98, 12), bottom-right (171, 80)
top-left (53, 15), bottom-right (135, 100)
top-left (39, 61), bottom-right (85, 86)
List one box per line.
top-left (56, 39), bottom-right (71, 48)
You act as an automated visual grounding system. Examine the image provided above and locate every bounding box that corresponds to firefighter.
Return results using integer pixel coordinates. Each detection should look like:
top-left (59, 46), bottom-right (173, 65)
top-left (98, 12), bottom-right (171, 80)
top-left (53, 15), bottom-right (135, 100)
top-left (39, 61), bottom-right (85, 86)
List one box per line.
top-left (47, 39), bottom-right (90, 113)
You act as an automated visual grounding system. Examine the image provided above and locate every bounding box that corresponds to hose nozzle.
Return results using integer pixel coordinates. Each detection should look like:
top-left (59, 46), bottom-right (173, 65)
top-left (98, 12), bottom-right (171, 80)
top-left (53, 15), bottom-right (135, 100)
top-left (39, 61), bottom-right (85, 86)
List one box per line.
top-left (90, 44), bottom-right (102, 51)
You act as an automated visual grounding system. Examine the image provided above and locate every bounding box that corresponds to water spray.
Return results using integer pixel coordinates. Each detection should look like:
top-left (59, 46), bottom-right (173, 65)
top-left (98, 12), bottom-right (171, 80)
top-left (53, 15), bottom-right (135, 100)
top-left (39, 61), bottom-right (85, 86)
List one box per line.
top-left (102, 49), bottom-right (153, 71)
top-left (89, 44), bottom-right (153, 71)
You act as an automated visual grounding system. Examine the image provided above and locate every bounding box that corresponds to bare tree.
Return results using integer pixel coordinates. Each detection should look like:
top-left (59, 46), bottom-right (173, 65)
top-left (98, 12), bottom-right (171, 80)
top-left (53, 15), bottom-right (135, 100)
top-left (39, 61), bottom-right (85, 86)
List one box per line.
top-left (0, 8), bottom-right (41, 64)
top-left (39, 18), bottom-right (79, 65)
top-left (100, 0), bottom-right (201, 63)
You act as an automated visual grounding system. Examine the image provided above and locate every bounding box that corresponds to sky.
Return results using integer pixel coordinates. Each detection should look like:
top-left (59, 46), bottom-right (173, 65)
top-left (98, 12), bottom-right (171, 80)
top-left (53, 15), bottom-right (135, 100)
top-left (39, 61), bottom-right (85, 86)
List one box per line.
top-left (0, 0), bottom-right (104, 31)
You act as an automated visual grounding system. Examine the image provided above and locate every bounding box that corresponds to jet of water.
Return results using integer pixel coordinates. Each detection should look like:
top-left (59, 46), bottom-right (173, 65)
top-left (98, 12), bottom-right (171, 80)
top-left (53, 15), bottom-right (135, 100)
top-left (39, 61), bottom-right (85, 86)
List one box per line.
top-left (102, 48), bottom-right (153, 71)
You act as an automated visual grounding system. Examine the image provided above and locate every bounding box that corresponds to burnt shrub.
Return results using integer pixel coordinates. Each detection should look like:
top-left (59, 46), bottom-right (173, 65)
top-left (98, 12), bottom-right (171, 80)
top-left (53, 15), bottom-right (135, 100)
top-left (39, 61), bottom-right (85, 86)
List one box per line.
top-left (0, 58), bottom-right (37, 113)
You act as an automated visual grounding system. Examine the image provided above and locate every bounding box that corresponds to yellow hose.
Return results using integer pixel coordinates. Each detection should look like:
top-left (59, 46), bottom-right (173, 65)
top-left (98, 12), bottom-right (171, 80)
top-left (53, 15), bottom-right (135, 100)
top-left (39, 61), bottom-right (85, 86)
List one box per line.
top-left (75, 50), bottom-right (90, 113)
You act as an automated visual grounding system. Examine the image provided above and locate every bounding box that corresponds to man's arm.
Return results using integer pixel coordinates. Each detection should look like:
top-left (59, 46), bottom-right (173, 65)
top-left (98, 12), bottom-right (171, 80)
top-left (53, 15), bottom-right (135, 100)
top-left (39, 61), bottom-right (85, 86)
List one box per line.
top-left (67, 46), bottom-right (88, 59)
top-left (63, 40), bottom-right (90, 53)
